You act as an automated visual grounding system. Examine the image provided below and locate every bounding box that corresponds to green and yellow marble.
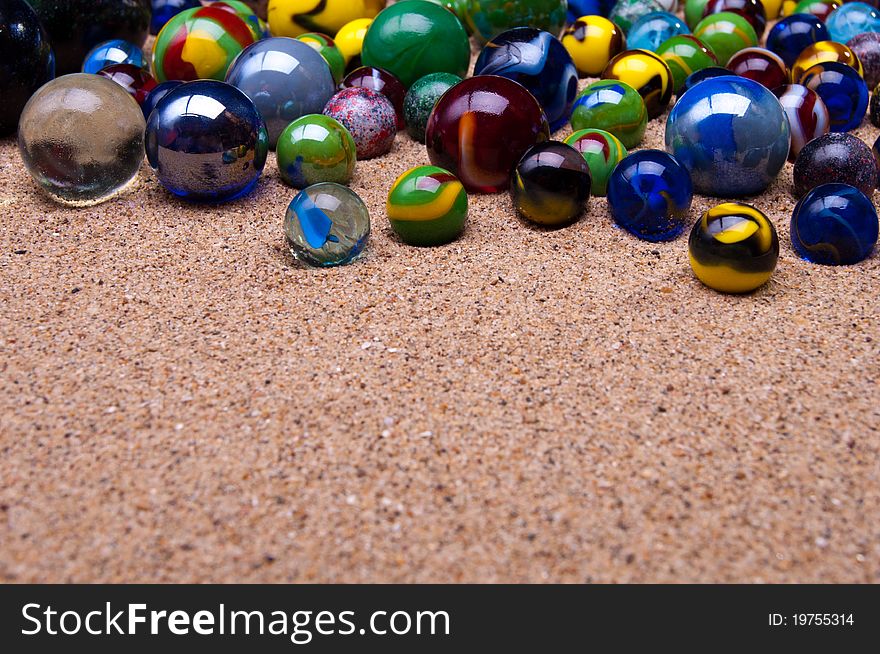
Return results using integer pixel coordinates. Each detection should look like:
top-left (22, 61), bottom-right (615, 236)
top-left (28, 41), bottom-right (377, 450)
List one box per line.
top-left (387, 166), bottom-right (468, 246)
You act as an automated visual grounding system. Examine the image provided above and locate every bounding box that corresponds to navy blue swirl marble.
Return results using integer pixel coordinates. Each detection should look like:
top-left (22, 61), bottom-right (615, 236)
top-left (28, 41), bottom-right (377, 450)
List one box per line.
top-left (473, 27), bottom-right (578, 132)
top-left (791, 183), bottom-right (878, 265)
top-left (607, 149), bottom-right (694, 241)
top-left (145, 80), bottom-right (269, 202)
top-left (800, 61), bottom-right (869, 133)
top-left (766, 13), bottom-right (830, 68)
top-left (676, 66), bottom-right (730, 98)
top-left (665, 75), bottom-right (790, 197)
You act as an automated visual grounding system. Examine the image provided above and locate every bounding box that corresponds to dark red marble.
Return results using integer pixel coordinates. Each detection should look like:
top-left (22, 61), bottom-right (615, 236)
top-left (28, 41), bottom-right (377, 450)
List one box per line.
top-left (794, 0), bottom-right (841, 22)
top-left (97, 63), bottom-right (157, 106)
top-left (425, 75), bottom-right (551, 194)
top-left (703, 0), bottom-right (767, 39)
top-left (341, 66), bottom-right (406, 130)
top-left (727, 47), bottom-right (789, 90)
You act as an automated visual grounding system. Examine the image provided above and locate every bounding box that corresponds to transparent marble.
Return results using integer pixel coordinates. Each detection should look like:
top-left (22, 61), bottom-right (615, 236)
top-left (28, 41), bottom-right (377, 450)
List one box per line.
top-left (17, 73), bottom-right (145, 206)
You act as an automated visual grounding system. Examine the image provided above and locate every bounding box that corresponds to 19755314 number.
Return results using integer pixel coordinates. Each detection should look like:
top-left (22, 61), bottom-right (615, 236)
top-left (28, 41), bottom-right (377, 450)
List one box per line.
top-left (769, 613), bottom-right (854, 627)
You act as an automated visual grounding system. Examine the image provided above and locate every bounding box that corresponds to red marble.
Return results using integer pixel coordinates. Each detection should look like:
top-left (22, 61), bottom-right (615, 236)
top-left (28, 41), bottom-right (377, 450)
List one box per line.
top-left (727, 47), bottom-right (789, 91)
top-left (97, 63), bottom-right (158, 106)
top-left (703, 0), bottom-right (767, 38)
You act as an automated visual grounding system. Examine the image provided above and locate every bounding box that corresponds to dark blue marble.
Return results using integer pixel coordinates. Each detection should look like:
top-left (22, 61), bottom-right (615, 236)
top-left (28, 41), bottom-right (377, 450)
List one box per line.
top-left (665, 75), bottom-right (791, 197)
top-left (676, 66), bottom-right (731, 98)
top-left (791, 183), bottom-right (878, 264)
top-left (151, 0), bottom-right (200, 35)
top-left (766, 14), bottom-right (830, 68)
top-left (145, 80), bottom-right (269, 202)
top-left (567, 0), bottom-right (614, 21)
top-left (82, 39), bottom-right (146, 74)
top-left (607, 149), bottom-right (694, 241)
top-left (473, 27), bottom-right (578, 132)
top-left (140, 80), bottom-right (182, 120)
top-left (800, 61), bottom-right (869, 133)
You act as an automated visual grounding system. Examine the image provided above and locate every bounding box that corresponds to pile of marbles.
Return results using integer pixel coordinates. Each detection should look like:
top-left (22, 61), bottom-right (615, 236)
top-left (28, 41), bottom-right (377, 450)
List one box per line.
top-left (2, 0), bottom-right (879, 282)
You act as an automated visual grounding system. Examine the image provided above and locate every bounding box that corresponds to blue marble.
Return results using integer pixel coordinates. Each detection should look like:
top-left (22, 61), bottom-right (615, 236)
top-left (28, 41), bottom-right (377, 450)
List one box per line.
top-left (606, 149), bottom-right (694, 241)
top-left (666, 75), bottom-right (791, 196)
top-left (791, 183), bottom-right (878, 264)
top-left (225, 37), bottom-right (337, 149)
top-left (284, 183), bottom-right (371, 267)
top-left (140, 80), bottom-right (182, 120)
top-left (473, 27), bottom-right (578, 132)
top-left (145, 80), bottom-right (268, 202)
top-left (567, 0), bottom-right (616, 21)
top-left (627, 12), bottom-right (689, 52)
top-left (826, 3), bottom-right (880, 44)
top-left (800, 61), bottom-right (869, 132)
top-left (676, 66), bottom-right (731, 97)
top-left (81, 39), bottom-right (146, 74)
top-left (150, 0), bottom-right (200, 36)
top-left (766, 14), bottom-right (830, 68)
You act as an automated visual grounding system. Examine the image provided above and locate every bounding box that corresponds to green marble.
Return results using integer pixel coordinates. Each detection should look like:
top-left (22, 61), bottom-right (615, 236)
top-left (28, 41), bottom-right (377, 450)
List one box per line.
top-left (276, 114), bottom-right (357, 188)
top-left (403, 72), bottom-right (462, 143)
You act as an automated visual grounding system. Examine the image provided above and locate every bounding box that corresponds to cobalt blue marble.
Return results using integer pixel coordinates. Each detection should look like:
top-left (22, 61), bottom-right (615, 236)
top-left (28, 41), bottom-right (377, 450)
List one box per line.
top-left (627, 12), bottom-right (689, 52)
top-left (666, 75), bottom-right (791, 196)
top-left (473, 27), bottom-right (578, 132)
top-left (677, 66), bottom-right (730, 97)
top-left (145, 80), bottom-right (269, 202)
top-left (800, 61), bottom-right (869, 132)
top-left (150, 0), bottom-right (200, 35)
top-left (766, 14), bottom-right (830, 68)
top-left (140, 80), bottom-right (182, 120)
top-left (826, 3), bottom-right (880, 44)
top-left (606, 149), bottom-right (694, 241)
top-left (791, 183), bottom-right (878, 264)
top-left (82, 39), bottom-right (146, 74)
top-left (225, 37), bottom-right (336, 149)
top-left (567, 0), bottom-right (615, 21)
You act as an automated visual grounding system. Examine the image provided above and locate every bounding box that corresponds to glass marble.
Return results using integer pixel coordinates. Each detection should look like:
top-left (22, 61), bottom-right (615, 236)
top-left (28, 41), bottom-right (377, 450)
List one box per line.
top-left (97, 63), bottom-right (157, 106)
top-left (267, 0), bottom-right (385, 38)
top-left (791, 40), bottom-right (863, 82)
top-left (570, 79), bottom-right (648, 148)
top-left (763, 0), bottom-right (784, 15)
top-left (562, 15), bottom-right (627, 77)
top-left (800, 60), bottom-right (869, 131)
top-left (677, 65), bottom-right (731, 95)
top-left (826, 2), bottom-right (880, 43)
top-left (334, 17), bottom-right (373, 69)
top-left (791, 182), bottom-right (878, 264)
top-left (666, 75), bottom-right (791, 196)
top-left (606, 149), bottom-right (694, 241)
top-left (688, 202), bottom-right (779, 293)
top-left (609, 0), bottom-right (663, 32)
top-left (601, 49), bottom-right (674, 118)
top-left (766, 13), bottom-right (830, 67)
top-left (386, 165), bottom-right (468, 246)
top-left (28, 0), bottom-right (150, 75)
top-left (685, 0), bottom-right (711, 27)
top-left (564, 128), bottom-right (629, 195)
top-left (341, 66), bottom-right (407, 130)
top-left (276, 114), bottom-right (356, 188)
top-left (403, 72), bottom-right (462, 143)
top-left (212, 1), bottom-right (267, 42)
top-left (285, 182), bottom-right (371, 266)
top-left (847, 32), bottom-right (880, 88)
top-left (655, 35), bottom-right (719, 93)
top-left (0, 0), bottom-right (55, 136)
top-left (297, 33), bottom-right (346, 83)
top-left (773, 84), bottom-right (831, 161)
top-left (792, 132), bottom-right (876, 197)
top-left (18, 73), bottom-right (145, 206)
top-left (225, 37), bottom-right (336, 149)
top-left (567, 0), bottom-right (607, 22)
top-left (82, 39), bottom-right (146, 74)
top-left (361, 0), bottom-right (470, 88)
top-left (425, 75), bottom-right (551, 193)
top-left (323, 87), bottom-right (396, 160)
top-left (141, 80), bottom-right (183, 120)
top-left (152, 6), bottom-right (255, 82)
top-left (151, 0), bottom-right (200, 35)
top-left (464, 0), bottom-right (568, 43)
top-left (726, 47), bottom-right (789, 90)
top-left (701, 0), bottom-right (767, 38)
top-left (627, 12), bottom-right (690, 52)
top-left (511, 141), bottom-right (592, 226)
top-left (145, 80), bottom-right (269, 201)
top-left (790, 0), bottom-right (842, 22)
top-left (693, 11), bottom-right (758, 65)
top-left (474, 27), bottom-right (579, 132)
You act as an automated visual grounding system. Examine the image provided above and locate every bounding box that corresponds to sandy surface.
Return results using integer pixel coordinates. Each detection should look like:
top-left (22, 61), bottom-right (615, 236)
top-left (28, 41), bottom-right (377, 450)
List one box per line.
top-left (2, 29), bottom-right (880, 583)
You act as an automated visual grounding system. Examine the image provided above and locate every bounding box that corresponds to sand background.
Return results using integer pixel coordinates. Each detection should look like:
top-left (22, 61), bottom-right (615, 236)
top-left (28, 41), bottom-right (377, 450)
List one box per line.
top-left (1, 7), bottom-right (879, 583)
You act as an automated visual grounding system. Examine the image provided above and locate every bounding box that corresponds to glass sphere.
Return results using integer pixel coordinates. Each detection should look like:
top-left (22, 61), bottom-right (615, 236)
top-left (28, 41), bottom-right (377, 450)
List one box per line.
top-left (17, 73), bottom-right (145, 206)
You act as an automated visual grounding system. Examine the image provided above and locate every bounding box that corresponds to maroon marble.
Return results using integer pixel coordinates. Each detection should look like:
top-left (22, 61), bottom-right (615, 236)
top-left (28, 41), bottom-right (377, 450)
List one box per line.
top-left (847, 32), bottom-right (880, 89)
top-left (726, 47), bottom-right (789, 90)
top-left (340, 66), bottom-right (406, 130)
top-left (97, 63), bottom-right (157, 106)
